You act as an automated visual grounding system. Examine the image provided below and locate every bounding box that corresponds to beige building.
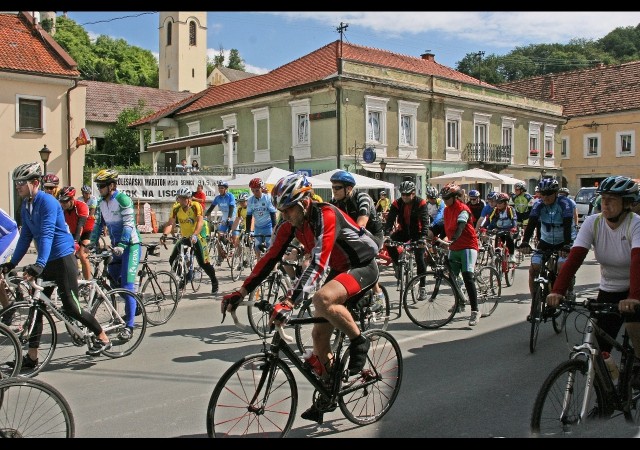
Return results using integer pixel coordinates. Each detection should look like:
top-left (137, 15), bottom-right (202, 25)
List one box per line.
top-left (0, 11), bottom-right (86, 219)
top-left (499, 62), bottom-right (640, 194)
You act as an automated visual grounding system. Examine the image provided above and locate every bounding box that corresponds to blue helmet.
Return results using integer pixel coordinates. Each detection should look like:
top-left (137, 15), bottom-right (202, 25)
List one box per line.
top-left (330, 170), bottom-right (356, 187)
top-left (487, 192), bottom-right (498, 201)
top-left (217, 180), bottom-right (229, 188)
top-left (468, 190), bottom-right (480, 198)
top-left (597, 176), bottom-right (638, 199)
top-left (538, 178), bottom-right (559, 194)
top-left (271, 173), bottom-right (313, 210)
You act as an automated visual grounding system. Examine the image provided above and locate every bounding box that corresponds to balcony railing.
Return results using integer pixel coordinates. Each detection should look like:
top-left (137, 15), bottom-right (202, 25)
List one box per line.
top-left (463, 143), bottom-right (511, 164)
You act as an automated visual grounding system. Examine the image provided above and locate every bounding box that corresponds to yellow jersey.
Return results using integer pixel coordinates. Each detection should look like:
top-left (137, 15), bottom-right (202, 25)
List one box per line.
top-left (171, 201), bottom-right (207, 239)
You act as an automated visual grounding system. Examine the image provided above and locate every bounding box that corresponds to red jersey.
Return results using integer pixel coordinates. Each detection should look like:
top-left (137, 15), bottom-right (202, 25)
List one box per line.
top-left (443, 199), bottom-right (478, 251)
top-left (63, 199), bottom-right (93, 236)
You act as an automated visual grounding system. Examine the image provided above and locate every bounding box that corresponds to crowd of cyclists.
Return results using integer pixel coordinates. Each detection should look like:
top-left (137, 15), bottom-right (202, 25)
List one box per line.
top-left (2, 161), bottom-right (640, 428)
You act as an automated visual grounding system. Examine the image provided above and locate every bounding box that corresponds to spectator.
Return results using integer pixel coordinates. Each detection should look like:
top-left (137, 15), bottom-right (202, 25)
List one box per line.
top-left (191, 160), bottom-right (200, 173)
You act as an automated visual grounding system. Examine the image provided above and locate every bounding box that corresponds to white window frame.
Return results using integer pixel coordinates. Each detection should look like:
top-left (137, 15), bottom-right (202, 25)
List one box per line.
top-left (616, 130), bottom-right (635, 158)
top-left (289, 99), bottom-right (311, 159)
top-left (473, 112), bottom-right (491, 146)
top-left (584, 133), bottom-right (601, 158)
top-left (365, 96), bottom-right (388, 154)
top-left (561, 136), bottom-right (570, 159)
top-left (398, 100), bottom-right (419, 159)
top-left (502, 117), bottom-right (516, 164)
top-left (251, 107), bottom-right (270, 163)
top-left (16, 94), bottom-right (46, 133)
top-left (186, 121), bottom-right (200, 161)
top-left (543, 124), bottom-right (556, 167)
top-left (445, 108), bottom-right (463, 161)
top-left (528, 121), bottom-right (542, 166)
top-left (221, 113), bottom-right (238, 165)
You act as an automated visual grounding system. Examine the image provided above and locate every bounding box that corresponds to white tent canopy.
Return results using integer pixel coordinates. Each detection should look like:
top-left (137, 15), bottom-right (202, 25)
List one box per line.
top-left (226, 167), bottom-right (332, 189)
top-left (314, 169), bottom-right (396, 200)
top-left (429, 168), bottom-right (524, 186)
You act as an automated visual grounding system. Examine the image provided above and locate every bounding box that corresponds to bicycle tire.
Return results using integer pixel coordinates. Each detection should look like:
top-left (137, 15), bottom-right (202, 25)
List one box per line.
top-left (141, 270), bottom-right (179, 326)
top-left (351, 285), bottom-right (390, 332)
top-left (208, 235), bottom-right (219, 263)
top-left (552, 308), bottom-right (568, 334)
top-left (338, 329), bottom-right (403, 425)
top-left (0, 377), bottom-right (75, 437)
top-left (529, 283), bottom-right (545, 354)
top-left (247, 274), bottom-right (287, 338)
top-left (0, 322), bottom-right (22, 378)
top-left (190, 266), bottom-right (203, 293)
top-left (530, 359), bottom-right (607, 437)
top-left (503, 250), bottom-right (516, 287)
top-left (171, 257), bottom-right (187, 297)
top-left (91, 288), bottom-right (146, 358)
top-left (294, 301), bottom-right (341, 356)
top-left (475, 265), bottom-right (501, 317)
top-left (403, 272), bottom-right (457, 329)
top-left (230, 243), bottom-right (245, 282)
top-left (206, 353), bottom-right (298, 438)
top-left (0, 302), bottom-right (56, 378)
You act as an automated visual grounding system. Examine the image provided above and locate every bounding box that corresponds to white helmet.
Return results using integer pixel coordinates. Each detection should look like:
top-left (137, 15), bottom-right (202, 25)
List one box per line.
top-left (176, 187), bottom-right (192, 198)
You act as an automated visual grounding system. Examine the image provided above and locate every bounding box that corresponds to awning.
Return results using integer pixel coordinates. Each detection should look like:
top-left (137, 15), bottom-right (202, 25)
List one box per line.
top-left (146, 130), bottom-right (238, 153)
top-left (361, 161), bottom-right (427, 174)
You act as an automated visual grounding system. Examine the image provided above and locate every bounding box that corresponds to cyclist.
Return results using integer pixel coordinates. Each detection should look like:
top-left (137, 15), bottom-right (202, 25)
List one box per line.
top-left (246, 177), bottom-right (277, 262)
top-left (329, 170), bottom-right (385, 307)
top-left (78, 185), bottom-right (98, 220)
top-left (42, 173), bottom-right (60, 198)
top-left (59, 187), bottom-right (94, 280)
top-left (205, 181), bottom-right (236, 264)
top-left (546, 176), bottom-right (640, 385)
top-left (0, 207), bottom-right (20, 314)
top-left (517, 178), bottom-right (574, 322)
top-left (425, 186), bottom-right (446, 239)
top-left (484, 192), bottom-right (518, 264)
top-left (375, 190), bottom-right (390, 216)
top-left (221, 173), bottom-right (379, 424)
top-left (511, 181), bottom-right (533, 228)
top-left (160, 188), bottom-right (219, 295)
top-left (438, 183), bottom-right (481, 326)
top-left (89, 169), bottom-right (141, 341)
top-left (383, 180), bottom-right (429, 299)
top-left (476, 191), bottom-right (498, 233)
top-left (192, 184), bottom-right (210, 238)
top-left (230, 192), bottom-right (249, 249)
top-left (466, 189), bottom-right (485, 228)
top-left (558, 187), bottom-right (579, 238)
top-left (1, 163), bottom-right (110, 365)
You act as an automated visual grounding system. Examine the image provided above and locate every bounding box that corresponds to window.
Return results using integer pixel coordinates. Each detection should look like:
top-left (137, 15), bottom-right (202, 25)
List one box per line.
top-left (473, 113), bottom-right (491, 147)
top-left (544, 125), bottom-right (556, 159)
top-left (528, 121), bottom-right (542, 163)
top-left (365, 96), bottom-right (388, 152)
top-left (502, 117), bottom-right (515, 163)
top-left (616, 131), bottom-right (635, 157)
top-left (584, 133), bottom-right (600, 157)
top-left (561, 137), bottom-right (570, 159)
top-left (447, 120), bottom-right (459, 149)
top-left (189, 21), bottom-right (196, 46)
top-left (17, 95), bottom-right (45, 133)
top-left (251, 107), bottom-right (270, 163)
top-left (187, 121), bottom-right (200, 160)
top-left (398, 100), bottom-right (418, 159)
top-left (166, 21), bottom-right (172, 46)
top-left (445, 108), bottom-right (463, 161)
top-left (221, 113), bottom-right (238, 165)
top-left (289, 99), bottom-right (310, 159)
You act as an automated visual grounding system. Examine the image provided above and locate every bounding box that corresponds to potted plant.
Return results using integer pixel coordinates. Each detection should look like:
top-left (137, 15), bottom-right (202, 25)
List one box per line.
top-left (529, 149), bottom-right (539, 156)
top-left (545, 151), bottom-right (553, 158)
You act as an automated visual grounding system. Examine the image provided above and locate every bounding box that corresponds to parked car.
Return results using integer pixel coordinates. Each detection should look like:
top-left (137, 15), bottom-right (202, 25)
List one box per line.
top-left (575, 187), bottom-right (598, 223)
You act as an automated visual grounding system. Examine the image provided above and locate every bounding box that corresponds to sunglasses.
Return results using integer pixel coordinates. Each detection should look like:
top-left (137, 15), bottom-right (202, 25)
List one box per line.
top-left (540, 191), bottom-right (556, 196)
top-left (44, 186), bottom-right (55, 190)
top-left (14, 180), bottom-right (28, 187)
top-left (401, 193), bottom-right (413, 197)
top-left (96, 183), bottom-right (109, 189)
top-left (331, 185), bottom-right (345, 191)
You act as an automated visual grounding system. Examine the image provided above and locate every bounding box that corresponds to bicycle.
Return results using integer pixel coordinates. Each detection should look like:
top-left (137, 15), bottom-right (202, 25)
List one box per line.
top-left (229, 229), bottom-right (253, 282)
top-left (0, 376), bottom-right (74, 437)
top-left (485, 229), bottom-right (518, 287)
top-left (138, 242), bottom-right (180, 326)
top-left (528, 248), bottom-right (572, 354)
top-left (402, 241), bottom-right (501, 329)
top-left (0, 322), bottom-right (22, 378)
top-left (385, 239), bottom-right (418, 318)
top-left (0, 274), bottom-right (147, 377)
top-left (207, 301), bottom-right (403, 437)
top-left (530, 298), bottom-right (640, 436)
top-left (163, 236), bottom-right (204, 294)
top-left (207, 219), bottom-right (234, 269)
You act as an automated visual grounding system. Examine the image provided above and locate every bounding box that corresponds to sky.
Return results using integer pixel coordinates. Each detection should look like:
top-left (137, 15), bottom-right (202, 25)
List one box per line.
top-left (60, 11), bottom-right (640, 75)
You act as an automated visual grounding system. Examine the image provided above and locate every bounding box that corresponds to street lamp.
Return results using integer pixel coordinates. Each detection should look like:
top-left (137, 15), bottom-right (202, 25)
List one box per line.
top-left (39, 144), bottom-right (51, 175)
top-left (379, 158), bottom-right (387, 181)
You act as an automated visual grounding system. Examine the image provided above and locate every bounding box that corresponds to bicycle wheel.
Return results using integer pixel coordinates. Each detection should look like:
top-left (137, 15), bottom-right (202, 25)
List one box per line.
top-left (206, 353), bottom-right (298, 438)
top-left (171, 258), bottom-right (187, 296)
top-left (552, 307), bottom-right (568, 334)
top-left (531, 359), bottom-right (607, 437)
top-left (294, 302), bottom-right (341, 355)
top-left (141, 270), bottom-right (179, 326)
top-left (230, 244), bottom-right (245, 282)
top-left (503, 250), bottom-right (516, 287)
top-left (208, 236), bottom-right (219, 263)
top-left (0, 322), bottom-right (22, 378)
top-left (403, 273), bottom-right (458, 329)
top-left (351, 286), bottom-right (390, 332)
top-left (190, 266), bottom-right (203, 293)
top-left (339, 329), bottom-right (403, 425)
top-left (475, 265), bottom-right (501, 318)
top-left (529, 283), bottom-right (546, 354)
top-left (247, 274), bottom-right (286, 338)
top-left (0, 302), bottom-right (56, 378)
top-left (91, 288), bottom-right (146, 358)
top-left (0, 377), bottom-right (74, 437)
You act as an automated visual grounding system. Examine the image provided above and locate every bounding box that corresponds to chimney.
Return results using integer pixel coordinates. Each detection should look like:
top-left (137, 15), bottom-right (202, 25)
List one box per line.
top-left (549, 78), bottom-right (555, 100)
top-left (421, 51), bottom-right (435, 62)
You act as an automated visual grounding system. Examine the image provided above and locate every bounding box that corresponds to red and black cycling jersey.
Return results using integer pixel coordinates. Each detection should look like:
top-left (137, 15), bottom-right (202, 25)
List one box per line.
top-left (241, 202), bottom-right (379, 306)
top-left (63, 199), bottom-right (93, 242)
top-left (384, 196), bottom-right (429, 240)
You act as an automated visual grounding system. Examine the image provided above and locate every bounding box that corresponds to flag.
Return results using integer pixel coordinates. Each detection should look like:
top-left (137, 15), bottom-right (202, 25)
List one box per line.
top-left (76, 128), bottom-right (90, 146)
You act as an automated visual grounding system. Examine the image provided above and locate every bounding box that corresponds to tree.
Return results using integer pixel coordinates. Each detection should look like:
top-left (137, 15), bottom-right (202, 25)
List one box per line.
top-left (98, 100), bottom-right (154, 167)
top-left (227, 49), bottom-right (245, 71)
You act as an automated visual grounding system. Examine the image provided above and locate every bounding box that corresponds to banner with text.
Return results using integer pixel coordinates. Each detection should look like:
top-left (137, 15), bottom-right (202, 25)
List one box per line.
top-left (112, 174), bottom-right (249, 201)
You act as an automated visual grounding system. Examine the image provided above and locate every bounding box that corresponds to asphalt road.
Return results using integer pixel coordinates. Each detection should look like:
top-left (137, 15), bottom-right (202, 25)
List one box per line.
top-left (16, 234), bottom-right (640, 438)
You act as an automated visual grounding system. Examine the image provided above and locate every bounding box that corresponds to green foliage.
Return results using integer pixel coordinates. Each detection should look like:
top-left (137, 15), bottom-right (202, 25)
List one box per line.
top-left (227, 49), bottom-right (245, 71)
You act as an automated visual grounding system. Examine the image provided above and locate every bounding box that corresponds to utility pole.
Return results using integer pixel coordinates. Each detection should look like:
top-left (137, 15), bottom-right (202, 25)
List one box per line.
top-left (475, 51), bottom-right (485, 82)
top-left (336, 22), bottom-right (348, 42)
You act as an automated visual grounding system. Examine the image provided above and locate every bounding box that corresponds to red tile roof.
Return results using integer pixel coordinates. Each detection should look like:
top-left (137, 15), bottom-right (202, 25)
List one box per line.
top-left (498, 61), bottom-right (640, 117)
top-left (131, 40), bottom-right (491, 127)
top-left (81, 80), bottom-right (193, 124)
top-left (0, 12), bottom-right (79, 78)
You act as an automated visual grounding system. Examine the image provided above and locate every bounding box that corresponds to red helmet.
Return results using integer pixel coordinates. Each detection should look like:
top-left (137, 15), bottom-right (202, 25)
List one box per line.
top-left (440, 183), bottom-right (461, 200)
top-left (58, 186), bottom-right (76, 202)
top-left (42, 173), bottom-right (59, 187)
top-left (497, 193), bottom-right (510, 203)
top-left (249, 178), bottom-right (265, 189)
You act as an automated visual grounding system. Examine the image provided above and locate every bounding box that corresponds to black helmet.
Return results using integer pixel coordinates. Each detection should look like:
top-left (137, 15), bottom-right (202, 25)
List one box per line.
top-left (538, 179), bottom-right (559, 194)
top-left (597, 176), bottom-right (638, 199)
top-left (399, 181), bottom-right (416, 194)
